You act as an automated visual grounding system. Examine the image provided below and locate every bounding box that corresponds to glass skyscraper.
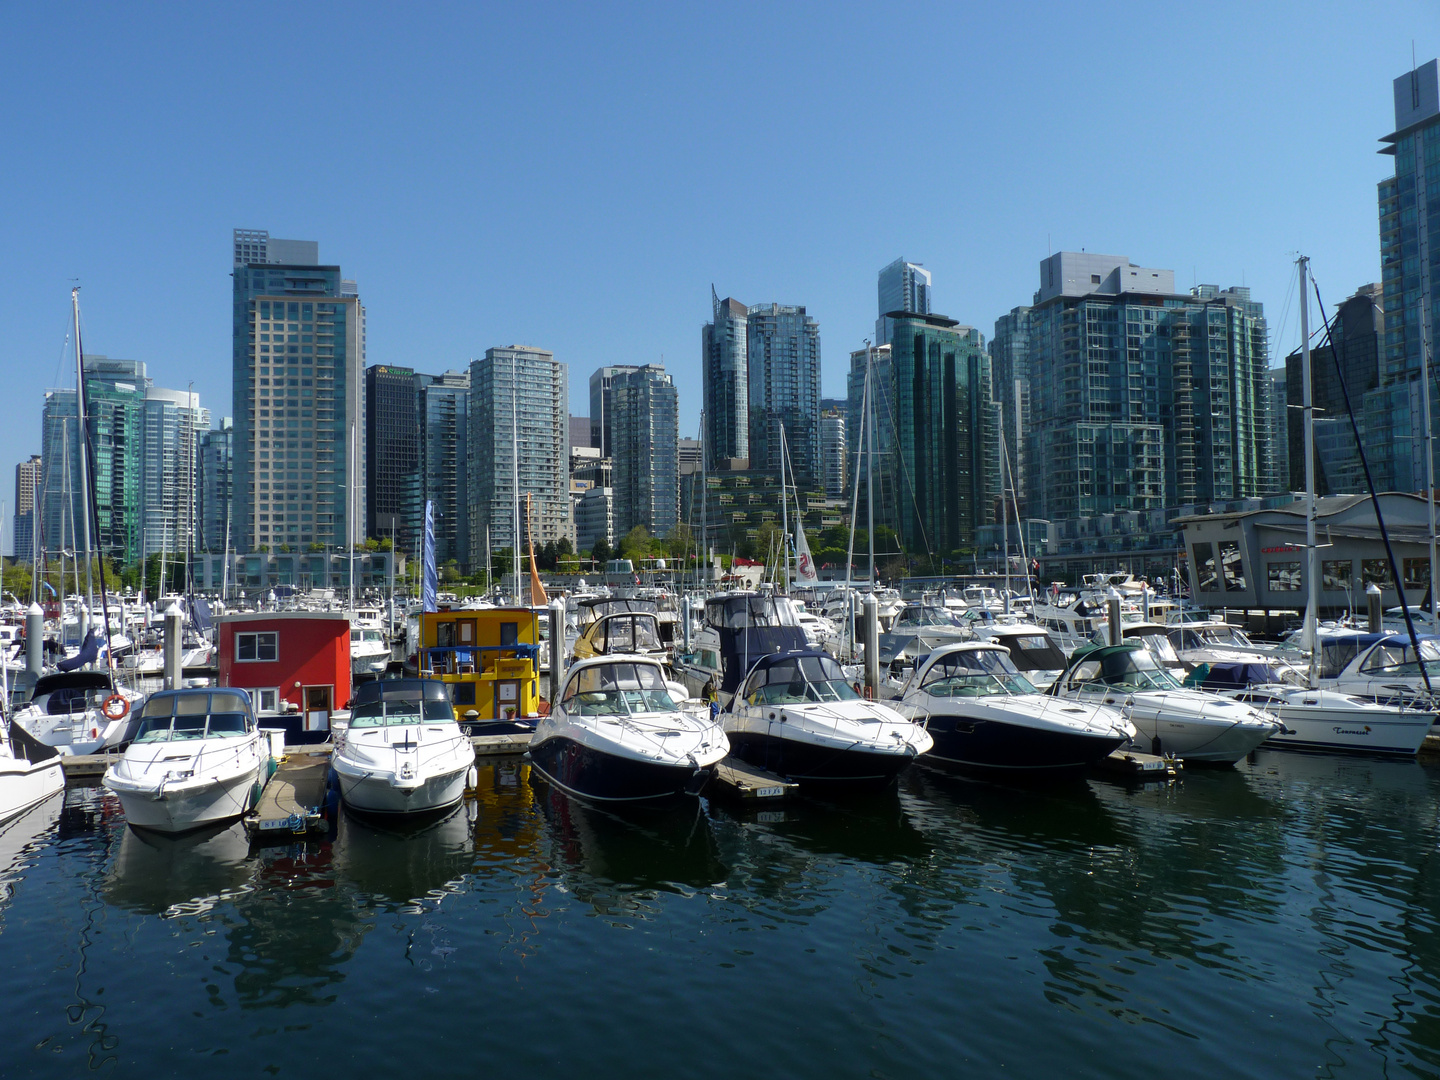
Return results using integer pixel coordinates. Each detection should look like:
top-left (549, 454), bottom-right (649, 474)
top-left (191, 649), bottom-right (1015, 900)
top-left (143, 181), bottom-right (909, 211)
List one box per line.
top-left (13, 455), bottom-right (40, 563)
top-left (364, 364), bottom-right (421, 552)
top-left (702, 291), bottom-right (749, 466)
top-left (1374, 59), bottom-right (1440, 493)
top-left (199, 420), bottom-right (234, 553)
top-left (232, 233), bottom-right (365, 553)
top-left (611, 364), bottom-right (679, 540)
top-left (420, 370), bottom-right (469, 567)
top-left (746, 303), bottom-right (822, 486)
top-left (589, 365), bottom-right (642, 457)
top-left (876, 258), bottom-right (932, 346)
top-left (990, 306), bottom-right (1032, 515)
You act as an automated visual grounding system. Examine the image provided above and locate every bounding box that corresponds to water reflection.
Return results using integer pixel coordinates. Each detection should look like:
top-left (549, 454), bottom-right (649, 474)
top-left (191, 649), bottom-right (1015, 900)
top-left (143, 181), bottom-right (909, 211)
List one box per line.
top-left (0, 790), bottom-right (63, 921)
top-left (103, 821), bottom-right (257, 917)
top-left (331, 802), bottom-right (476, 911)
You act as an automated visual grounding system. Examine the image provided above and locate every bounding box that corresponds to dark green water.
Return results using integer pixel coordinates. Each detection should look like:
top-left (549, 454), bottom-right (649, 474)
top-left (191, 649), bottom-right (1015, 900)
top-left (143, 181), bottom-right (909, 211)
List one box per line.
top-left (3, 751), bottom-right (1440, 1078)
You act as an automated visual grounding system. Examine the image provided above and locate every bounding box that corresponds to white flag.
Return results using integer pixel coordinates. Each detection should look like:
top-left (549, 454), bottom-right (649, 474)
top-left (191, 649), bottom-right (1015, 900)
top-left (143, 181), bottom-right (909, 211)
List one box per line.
top-left (795, 523), bottom-right (820, 586)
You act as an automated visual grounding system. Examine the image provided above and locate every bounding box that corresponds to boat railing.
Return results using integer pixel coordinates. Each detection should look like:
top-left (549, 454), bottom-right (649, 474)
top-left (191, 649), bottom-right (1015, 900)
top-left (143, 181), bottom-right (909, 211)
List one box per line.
top-left (422, 643), bottom-right (538, 676)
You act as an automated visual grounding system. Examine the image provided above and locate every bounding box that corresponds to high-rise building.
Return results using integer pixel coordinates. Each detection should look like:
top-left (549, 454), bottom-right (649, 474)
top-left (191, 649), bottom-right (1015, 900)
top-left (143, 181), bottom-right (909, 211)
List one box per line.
top-left (13, 455), bottom-right (40, 562)
top-left (467, 346), bottom-right (570, 568)
top-left (575, 487), bottom-right (614, 555)
top-left (990, 306), bottom-right (1032, 513)
top-left (365, 365), bottom-right (421, 551)
top-left (419, 370), bottom-right (469, 567)
top-left (232, 233), bottom-right (365, 553)
top-left (702, 291), bottom-right (749, 466)
top-left (569, 415), bottom-right (591, 451)
top-left (588, 366), bottom-right (641, 457)
top-left (199, 420), bottom-right (234, 553)
top-left (611, 365), bottom-right (679, 540)
top-left (1374, 61), bottom-right (1440, 493)
top-left (233, 229), bottom-right (319, 268)
top-left (819, 408), bottom-right (847, 498)
top-left (1266, 369), bottom-right (1291, 496)
top-left (1026, 253), bottom-right (1270, 521)
top-left (886, 314), bottom-right (991, 552)
top-left (1285, 284), bottom-right (1382, 495)
top-left (140, 387), bottom-right (209, 565)
top-left (876, 258), bottom-right (932, 346)
top-left (746, 303), bottom-right (822, 485)
top-left (846, 343), bottom-right (894, 530)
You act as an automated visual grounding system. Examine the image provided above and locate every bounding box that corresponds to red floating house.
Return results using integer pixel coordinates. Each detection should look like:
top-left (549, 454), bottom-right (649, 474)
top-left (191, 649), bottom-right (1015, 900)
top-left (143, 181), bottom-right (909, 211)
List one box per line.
top-left (216, 611), bottom-right (351, 744)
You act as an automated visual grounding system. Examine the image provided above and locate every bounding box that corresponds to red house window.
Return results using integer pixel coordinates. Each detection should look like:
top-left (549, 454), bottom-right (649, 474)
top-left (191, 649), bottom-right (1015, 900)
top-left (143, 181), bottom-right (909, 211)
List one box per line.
top-left (237, 631), bottom-right (279, 662)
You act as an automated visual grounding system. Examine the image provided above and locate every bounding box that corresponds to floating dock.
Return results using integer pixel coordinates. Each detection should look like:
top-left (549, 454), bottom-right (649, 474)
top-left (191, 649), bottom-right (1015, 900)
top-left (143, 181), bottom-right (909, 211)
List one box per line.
top-left (710, 756), bottom-right (798, 800)
top-left (471, 732), bottom-right (532, 755)
top-left (245, 751), bottom-right (330, 840)
top-left (1094, 749), bottom-right (1182, 779)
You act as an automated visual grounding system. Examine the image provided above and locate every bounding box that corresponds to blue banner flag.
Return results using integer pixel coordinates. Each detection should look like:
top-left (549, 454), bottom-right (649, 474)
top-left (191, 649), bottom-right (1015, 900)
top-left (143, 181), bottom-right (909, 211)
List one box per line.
top-left (423, 499), bottom-right (438, 613)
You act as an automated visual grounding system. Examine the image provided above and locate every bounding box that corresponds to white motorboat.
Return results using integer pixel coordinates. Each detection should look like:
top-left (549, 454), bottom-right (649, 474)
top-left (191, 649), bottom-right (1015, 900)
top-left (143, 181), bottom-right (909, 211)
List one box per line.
top-left (331, 678), bottom-right (475, 815)
top-left (727, 649), bottom-right (931, 783)
top-left (1052, 644), bottom-right (1282, 765)
top-left (893, 643), bottom-right (1132, 772)
top-left (10, 669), bottom-right (146, 756)
top-left (103, 688), bottom-right (271, 833)
top-left (350, 626), bottom-right (391, 677)
top-left (529, 655), bottom-right (728, 802)
top-left (1196, 661), bottom-right (1437, 756)
top-left (0, 719), bottom-right (65, 825)
top-left (968, 622), bottom-right (1071, 691)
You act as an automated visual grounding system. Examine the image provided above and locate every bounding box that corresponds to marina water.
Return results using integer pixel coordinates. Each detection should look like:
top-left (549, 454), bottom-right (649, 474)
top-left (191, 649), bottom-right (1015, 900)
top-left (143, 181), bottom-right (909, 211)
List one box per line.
top-left (4, 750), bottom-right (1440, 1078)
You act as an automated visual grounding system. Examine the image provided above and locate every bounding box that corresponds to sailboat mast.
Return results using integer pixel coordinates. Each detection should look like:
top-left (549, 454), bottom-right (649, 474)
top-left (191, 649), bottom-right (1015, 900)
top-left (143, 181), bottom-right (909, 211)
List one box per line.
top-left (1422, 319), bottom-right (1438, 628)
top-left (780, 421), bottom-right (789, 594)
top-left (866, 341), bottom-right (877, 588)
top-left (1300, 255), bottom-right (1319, 688)
top-left (71, 290), bottom-right (93, 607)
top-left (512, 356), bottom-right (521, 604)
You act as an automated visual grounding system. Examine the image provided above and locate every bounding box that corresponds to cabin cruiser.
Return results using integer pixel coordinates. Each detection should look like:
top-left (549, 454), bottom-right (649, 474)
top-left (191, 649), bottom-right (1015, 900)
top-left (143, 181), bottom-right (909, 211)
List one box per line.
top-left (0, 711), bottom-right (65, 825)
top-left (1051, 644), bottom-right (1282, 764)
top-left (529, 655), bottom-right (728, 801)
top-left (572, 608), bottom-right (668, 663)
top-left (102, 688), bottom-right (271, 833)
top-left (727, 650), bottom-right (931, 783)
top-left (350, 626), bottom-right (391, 678)
top-left (10, 668), bottom-right (146, 756)
top-left (1199, 662), bottom-right (1437, 756)
top-left (893, 642), bottom-right (1132, 772)
top-left (673, 592), bottom-right (810, 702)
top-left (1302, 631), bottom-right (1440, 706)
top-left (1165, 621), bottom-right (1278, 669)
top-left (331, 678), bottom-right (476, 815)
top-left (967, 622), bottom-right (1070, 691)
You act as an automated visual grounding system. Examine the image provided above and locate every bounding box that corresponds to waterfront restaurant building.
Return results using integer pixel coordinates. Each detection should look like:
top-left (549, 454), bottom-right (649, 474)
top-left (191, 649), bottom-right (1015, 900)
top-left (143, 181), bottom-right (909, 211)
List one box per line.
top-left (1174, 493), bottom-right (1435, 615)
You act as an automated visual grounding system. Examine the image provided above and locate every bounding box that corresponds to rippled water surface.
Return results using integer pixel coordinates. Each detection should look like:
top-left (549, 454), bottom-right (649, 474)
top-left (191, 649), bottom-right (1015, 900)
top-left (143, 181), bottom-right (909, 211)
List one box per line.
top-left (4, 751), bottom-right (1440, 1078)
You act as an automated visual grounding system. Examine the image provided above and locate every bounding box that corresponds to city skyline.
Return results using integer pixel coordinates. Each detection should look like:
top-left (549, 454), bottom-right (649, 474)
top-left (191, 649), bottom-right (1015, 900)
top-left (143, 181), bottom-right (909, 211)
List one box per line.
top-left (0, 6), bottom-right (1433, 556)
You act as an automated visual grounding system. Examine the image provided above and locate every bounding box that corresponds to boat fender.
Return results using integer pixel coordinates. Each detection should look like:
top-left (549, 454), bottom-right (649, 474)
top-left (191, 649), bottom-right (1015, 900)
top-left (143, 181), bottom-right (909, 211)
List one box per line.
top-left (466, 766), bottom-right (478, 790)
top-left (101, 694), bottom-right (130, 721)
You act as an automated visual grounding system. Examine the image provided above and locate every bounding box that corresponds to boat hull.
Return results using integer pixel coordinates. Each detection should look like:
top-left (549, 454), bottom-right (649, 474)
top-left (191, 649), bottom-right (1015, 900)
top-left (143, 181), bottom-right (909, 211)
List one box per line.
top-left (0, 756), bottom-right (66, 825)
top-left (725, 730), bottom-right (918, 784)
top-left (108, 764), bottom-right (262, 835)
top-left (920, 714), bottom-right (1129, 772)
top-left (333, 759), bottom-right (471, 816)
top-left (1264, 706), bottom-right (1435, 756)
top-left (529, 735), bottom-right (714, 802)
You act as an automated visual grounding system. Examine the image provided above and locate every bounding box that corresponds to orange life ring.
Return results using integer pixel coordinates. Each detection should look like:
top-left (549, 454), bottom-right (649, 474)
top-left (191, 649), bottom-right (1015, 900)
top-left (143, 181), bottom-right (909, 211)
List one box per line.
top-left (101, 694), bottom-right (130, 721)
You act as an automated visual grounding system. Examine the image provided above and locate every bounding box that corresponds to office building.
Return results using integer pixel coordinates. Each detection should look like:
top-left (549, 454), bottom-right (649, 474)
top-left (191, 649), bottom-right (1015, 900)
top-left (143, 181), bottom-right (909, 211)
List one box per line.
top-left (990, 306), bottom-right (1032, 514)
top-left (140, 387), bottom-right (209, 565)
top-left (611, 365), bottom-right (679, 539)
top-left (746, 303), bottom-right (822, 485)
top-left (876, 258), bottom-right (932, 346)
top-left (846, 342), bottom-right (894, 532)
top-left (233, 229), bottom-right (319, 268)
top-left (589, 366), bottom-right (641, 456)
top-left (365, 364), bottom-right (421, 551)
top-left (199, 420), bottom-right (234, 553)
top-left (13, 455), bottom-right (40, 563)
top-left (467, 346), bottom-right (570, 568)
top-left (1285, 283), bottom-right (1383, 496)
top-left (570, 415), bottom-right (591, 451)
top-left (886, 313), bottom-right (991, 552)
top-left (575, 486), bottom-right (614, 554)
top-left (702, 291), bottom-right (749, 466)
top-left (1027, 253), bottom-right (1270, 521)
top-left (1374, 61), bottom-right (1440, 493)
top-left (1266, 369), bottom-right (1291, 497)
top-left (232, 231), bottom-right (365, 553)
top-left (419, 370), bottom-right (470, 567)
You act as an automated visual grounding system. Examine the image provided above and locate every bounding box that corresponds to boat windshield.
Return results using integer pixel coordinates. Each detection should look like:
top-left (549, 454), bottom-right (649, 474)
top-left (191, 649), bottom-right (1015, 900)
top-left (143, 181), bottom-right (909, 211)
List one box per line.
top-left (896, 605), bottom-right (962, 629)
top-left (350, 689), bottom-right (454, 728)
top-left (599, 615), bottom-right (661, 651)
top-left (992, 633), bottom-right (1068, 671)
top-left (562, 662), bottom-right (680, 716)
top-left (918, 649), bottom-right (1037, 697)
top-left (1198, 624), bottom-right (1254, 647)
top-left (133, 691), bottom-right (252, 742)
top-left (742, 654), bottom-right (860, 705)
top-left (1066, 649), bottom-right (1183, 692)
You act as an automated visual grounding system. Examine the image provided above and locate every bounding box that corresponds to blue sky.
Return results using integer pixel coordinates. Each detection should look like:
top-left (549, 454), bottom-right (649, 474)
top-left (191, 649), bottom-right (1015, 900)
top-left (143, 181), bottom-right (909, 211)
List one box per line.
top-left (1, 2), bottom-right (1435, 555)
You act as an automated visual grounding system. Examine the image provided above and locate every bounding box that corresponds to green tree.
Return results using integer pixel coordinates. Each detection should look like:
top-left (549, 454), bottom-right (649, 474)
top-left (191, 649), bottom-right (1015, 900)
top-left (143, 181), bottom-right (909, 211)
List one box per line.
top-left (590, 537), bottom-right (613, 565)
top-left (619, 526), bottom-right (653, 561)
top-left (378, 537), bottom-right (393, 552)
top-left (753, 521), bottom-right (784, 567)
top-left (664, 522), bottom-right (694, 561)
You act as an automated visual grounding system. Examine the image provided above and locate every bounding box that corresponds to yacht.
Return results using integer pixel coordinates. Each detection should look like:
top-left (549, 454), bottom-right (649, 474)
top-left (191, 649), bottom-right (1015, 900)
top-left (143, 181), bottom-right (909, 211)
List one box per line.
top-left (672, 592), bottom-right (810, 702)
top-left (967, 622), bottom-right (1071, 692)
top-left (102, 688), bottom-right (271, 833)
top-left (727, 649), bottom-right (932, 783)
top-left (894, 642), bottom-right (1132, 772)
top-left (10, 669), bottom-right (146, 756)
top-left (1051, 644), bottom-right (1282, 764)
top-left (350, 626), bottom-right (391, 678)
top-left (529, 655), bottom-right (728, 801)
top-left (331, 678), bottom-right (476, 815)
top-left (0, 714), bottom-right (65, 825)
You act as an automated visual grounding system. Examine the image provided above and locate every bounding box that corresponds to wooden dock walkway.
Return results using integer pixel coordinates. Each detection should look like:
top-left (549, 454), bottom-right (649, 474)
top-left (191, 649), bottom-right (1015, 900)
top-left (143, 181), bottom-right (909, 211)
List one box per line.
top-left (246, 751), bottom-right (331, 840)
top-left (709, 756), bottom-right (797, 800)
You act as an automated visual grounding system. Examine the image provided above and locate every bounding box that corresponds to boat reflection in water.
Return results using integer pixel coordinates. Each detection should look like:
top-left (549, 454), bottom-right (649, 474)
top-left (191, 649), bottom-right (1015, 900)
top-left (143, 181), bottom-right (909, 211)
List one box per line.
top-left (331, 800), bottom-right (477, 911)
top-left (716, 786), bottom-right (931, 868)
top-left (0, 790), bottom-right (63, 913)
top-left (533, 779), bottom-right (727, 900)
top-left (102, 820), bottom-right (257, 917)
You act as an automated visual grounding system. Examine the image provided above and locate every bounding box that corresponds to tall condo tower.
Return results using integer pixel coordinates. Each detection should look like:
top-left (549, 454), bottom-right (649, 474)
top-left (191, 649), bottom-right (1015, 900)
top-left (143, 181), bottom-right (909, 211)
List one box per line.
top-left (702, 291), bottom-right (749, 467)
top-left (876, 258), bottom-right (932, 346)
top-left (746, 303), bottom-right (822, 486)
top-left (610, 364), bottom-right (679, 540)
top-left (232, 230), bottom-right (366, 552)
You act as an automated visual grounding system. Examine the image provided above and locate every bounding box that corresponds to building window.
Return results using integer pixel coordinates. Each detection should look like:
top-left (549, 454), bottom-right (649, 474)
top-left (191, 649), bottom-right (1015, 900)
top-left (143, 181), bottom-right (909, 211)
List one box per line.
top-left (1362, 559), bottom-right (1394, 588)
top-left (1267, 561), bottom-right (1301, 592)
top-left (255, 688), bottom-right (280, 712)
top-left (236, 631), bottom-right (278, 662)
top-left (1403, 558), bottom-right (1430, 589)
top-left (1193, 542), bottom-right (1217, 592)
top-left (1219, 540), bottom-right (1246, 592)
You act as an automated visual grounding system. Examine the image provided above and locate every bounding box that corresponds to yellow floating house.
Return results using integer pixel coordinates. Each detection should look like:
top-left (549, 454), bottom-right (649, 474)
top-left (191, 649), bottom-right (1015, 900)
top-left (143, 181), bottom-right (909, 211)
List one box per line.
top-left (418, 607), bottom-right (543, 733)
